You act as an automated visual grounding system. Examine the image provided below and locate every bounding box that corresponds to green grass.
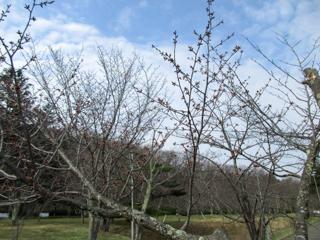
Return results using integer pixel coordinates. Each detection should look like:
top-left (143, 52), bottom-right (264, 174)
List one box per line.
top-left (0, 218), bottom-right (129, 240)
top-left (0, 215), bottom-right (306, 240)
top-left (272, 226), bottom-right (294, 240)
top-left (155, 214), bottom-right (227, 222)
top-left (0, 215), bottom-right (245, 240)
top-left (271, 217), bottom-right (320, 240)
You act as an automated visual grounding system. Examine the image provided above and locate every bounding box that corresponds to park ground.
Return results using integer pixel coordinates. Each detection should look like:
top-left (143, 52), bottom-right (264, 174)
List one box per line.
top-left (0, 215), bottom-right (317, 240)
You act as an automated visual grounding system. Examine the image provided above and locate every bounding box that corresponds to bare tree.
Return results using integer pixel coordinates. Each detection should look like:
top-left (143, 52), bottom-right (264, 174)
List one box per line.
top-left (153, 2), bottom-right (285, 239)
top-left (0, 1), bottom-right (54, 239)
top-left (152, 0), bottom-right (238, 230)
top-left (29, 45), bottom-right (170, 239)
top-left (227, 36), bottom-right (320, 239)
top-left (152, 1), bottom-right (320, 240)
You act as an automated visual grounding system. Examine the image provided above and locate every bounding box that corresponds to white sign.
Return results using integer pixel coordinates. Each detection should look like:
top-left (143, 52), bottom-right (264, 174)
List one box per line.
top-left (0, 213), bottom-right (9, 218)
top-left (39, 212), bottom-right (49, 218)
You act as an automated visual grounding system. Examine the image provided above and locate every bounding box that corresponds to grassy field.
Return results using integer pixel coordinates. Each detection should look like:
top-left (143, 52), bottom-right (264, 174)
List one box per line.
top-left (0, 215), bottom-right (302, 240)
top-left (271, 217), bottom-right (320, 240)
top-left (0, 218), bottom-right (129, 240)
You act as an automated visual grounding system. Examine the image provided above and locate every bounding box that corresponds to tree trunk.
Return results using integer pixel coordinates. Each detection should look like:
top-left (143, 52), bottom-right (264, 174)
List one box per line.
top-left (264, 220), bottom-right (271, 240)
top-left (101, 217), bottom-right (112, 232)
top-left (88, 198), bottom-right (101, 240)
top-left (11, 202), bottom-right (21, 226)
top-left (181, 154), bottom-right (197, 231)
top-left (11, 223), bottom-right (21, 240)
top-left (11, 202), bottom-right (21, 240)
top-left (294, 145), bottom-right (318, 240)
top-left (81, 209), bottom-right (85, 224)
top-left (295, 69), bottom-right (320, 240)
top-left (135, 180), bottom-right (152, 240)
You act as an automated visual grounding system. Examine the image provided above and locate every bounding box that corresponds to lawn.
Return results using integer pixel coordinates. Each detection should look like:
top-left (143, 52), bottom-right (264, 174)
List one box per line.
top-left (0, 218), bottom-right (129, 240)
top-left (0, 215), bottom-right (304, 240)
top-left (271, 217), bottom-right (320, 240)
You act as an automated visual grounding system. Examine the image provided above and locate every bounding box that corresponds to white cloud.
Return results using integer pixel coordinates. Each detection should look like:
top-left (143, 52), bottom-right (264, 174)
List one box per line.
top-left (239, 0), bottom-right (294, 24)
top-left (138, 0), bottom-right (148, 8)
top-left (114, 6), bottom-right (134, 31)
top-left (239, 0), bottom-right (320, 42)
top-left (286, 1), bottom-right (320, 43)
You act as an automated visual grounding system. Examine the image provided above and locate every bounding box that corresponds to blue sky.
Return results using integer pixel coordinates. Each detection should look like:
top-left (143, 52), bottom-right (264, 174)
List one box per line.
top-left (44, 0), bottom-right (215, 44)
top-left (1, 0), bottom-right (320, 80)
top-left (34, 0), bottom-right (319, 47)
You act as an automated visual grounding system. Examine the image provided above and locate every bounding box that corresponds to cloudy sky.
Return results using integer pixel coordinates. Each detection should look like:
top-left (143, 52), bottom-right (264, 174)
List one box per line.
top-left (1, 0), bottom-right (319, 67)
top-left (1, 0), bottom-right (319, 113)
top-left (1, 0), bottom-right (320, 107)
top-left (32, 0), bottom-right (320, 46)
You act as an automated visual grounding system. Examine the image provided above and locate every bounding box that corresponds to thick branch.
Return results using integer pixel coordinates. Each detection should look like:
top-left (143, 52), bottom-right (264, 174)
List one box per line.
top-left (43, 130), bottom-right (229, 240)
top-left (0, 169), bottom-right (17, 180)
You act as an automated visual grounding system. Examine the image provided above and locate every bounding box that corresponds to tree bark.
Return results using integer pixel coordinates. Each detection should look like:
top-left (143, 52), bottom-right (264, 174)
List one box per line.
top-left (11, 202), bottom-right (21, 226)
top-left (294, 144), bottom-right (318, 240)
top-left (88, 213), bottom-right (100, 240)
top-left (181, 153), bottom-right (197, 231)
top-left (88, 200), bottom-right (101, 240)
top-left (135, 180), bottom-right (152, 240)
top-left (295, 68), bottom-right (320, 240)
top-left (11, 201), bottom-right (21, 240)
